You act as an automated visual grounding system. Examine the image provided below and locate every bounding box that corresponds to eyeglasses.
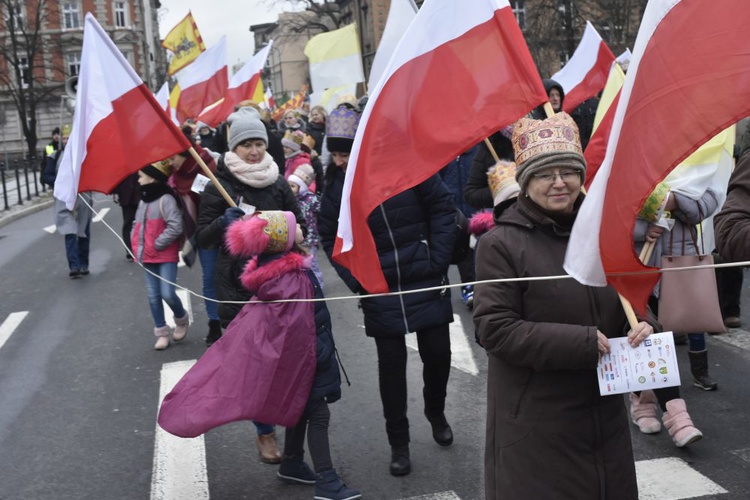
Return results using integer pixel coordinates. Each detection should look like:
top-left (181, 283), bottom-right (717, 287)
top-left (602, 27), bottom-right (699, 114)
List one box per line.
top-left (531, 170), bottom-right (580, 184)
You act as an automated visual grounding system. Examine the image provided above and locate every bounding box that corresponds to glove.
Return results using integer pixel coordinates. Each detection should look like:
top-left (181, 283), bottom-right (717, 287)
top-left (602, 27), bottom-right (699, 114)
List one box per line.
top-left (220, 207), bottom-right (245, 228)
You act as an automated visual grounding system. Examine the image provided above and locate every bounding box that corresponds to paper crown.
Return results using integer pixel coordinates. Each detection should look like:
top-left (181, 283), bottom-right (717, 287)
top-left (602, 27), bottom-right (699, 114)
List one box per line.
top-left (141, 159), bottom-right (172, 182)
top-left (487, 161), bottom-right (521, 206)
top-left (301, 134), bottom-right (316, 152)
top-left (224, 211), bottom-right (296, 257)
top-left (512, 112), bottom-right (582, 166)
top-left (326, 104), bottom-right (361, 140)
top-left (282, 130), bottom-right (305, 151)
top-left (61, 124), bottom-right (72, 136)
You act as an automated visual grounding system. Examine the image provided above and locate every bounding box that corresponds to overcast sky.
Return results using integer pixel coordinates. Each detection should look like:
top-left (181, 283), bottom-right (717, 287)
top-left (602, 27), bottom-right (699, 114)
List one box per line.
top-left (157, 0), bottom-right (286, 68)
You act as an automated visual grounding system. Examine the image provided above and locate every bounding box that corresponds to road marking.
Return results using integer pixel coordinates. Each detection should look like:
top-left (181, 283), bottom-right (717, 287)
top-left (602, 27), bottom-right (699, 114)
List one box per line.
top-left (43, 224), bottom-right (56, 234)
top-left (164, 289), bottom-right (192, 328)
top-left (712, 328), bottom-right (750, 351)
top-left (0, 312), bottom-right (28, 351)
top-left (92, 207), bottom-right (110, 222)
top-left (730, 448), bottom-right (750, 463)
top-left (151, 359), bottom-right (207, 500)
top-left (405, 314), bottom-right (478, 376)
top-left (400, 492), bottom-right (461, 500)
top-left (635, 457), bottom-right (727, 499)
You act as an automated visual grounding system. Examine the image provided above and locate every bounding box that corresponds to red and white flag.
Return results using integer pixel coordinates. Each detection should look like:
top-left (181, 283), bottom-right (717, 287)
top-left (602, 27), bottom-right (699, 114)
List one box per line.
top-left (155, 82), bottom-right (180, 127)
top-left (334, 0), bottom-right (548, 293)
top-left (175, 36), bottom-right (228, 123)
top-left (55, 13), bottom-right (191, 210)
top-left (565, 0), bottom-right (750, 313)
top-left (264, 88), bottom-right (275, 110)
top-left (552, 21), bottom-right (615, 113)
top-left (197, 41), bottom-right (273, 127)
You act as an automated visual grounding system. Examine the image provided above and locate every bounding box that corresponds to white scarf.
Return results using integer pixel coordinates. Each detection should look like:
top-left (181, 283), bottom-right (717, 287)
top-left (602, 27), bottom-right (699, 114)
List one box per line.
top-left (224, 151), bottom-right (279, 188)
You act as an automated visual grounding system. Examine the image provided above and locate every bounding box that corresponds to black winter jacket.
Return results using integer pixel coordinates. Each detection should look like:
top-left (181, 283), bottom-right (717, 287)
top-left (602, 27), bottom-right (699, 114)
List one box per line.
top-left (319, 167), bottom-right (455, 337)
top-left (464, 131), bottom-right (515, 209)
top-left (306, 268), bottom-right (341, 403)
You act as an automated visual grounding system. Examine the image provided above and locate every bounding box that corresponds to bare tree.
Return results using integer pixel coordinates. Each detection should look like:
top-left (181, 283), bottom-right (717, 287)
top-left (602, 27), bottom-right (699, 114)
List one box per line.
top-left (263, 0), bottom-right (342, 34)
top-left (0, 0), bottom-right (65, 158)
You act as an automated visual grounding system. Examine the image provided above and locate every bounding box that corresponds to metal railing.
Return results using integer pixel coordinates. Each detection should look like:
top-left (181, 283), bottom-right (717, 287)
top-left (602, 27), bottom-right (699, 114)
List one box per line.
top-left (0, 156), bottom-right (48, 211)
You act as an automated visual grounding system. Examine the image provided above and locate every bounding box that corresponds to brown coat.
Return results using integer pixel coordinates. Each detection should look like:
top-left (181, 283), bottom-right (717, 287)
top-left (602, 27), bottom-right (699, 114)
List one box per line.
top-left (715, 153), bottom-right (750, 261)
top-left (474, 195), bottom-right (637, 500)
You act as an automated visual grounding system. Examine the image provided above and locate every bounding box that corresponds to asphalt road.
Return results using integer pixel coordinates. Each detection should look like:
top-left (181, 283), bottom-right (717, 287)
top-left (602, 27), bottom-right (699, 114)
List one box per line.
top-left (1, 197), bottom-right (749, 499)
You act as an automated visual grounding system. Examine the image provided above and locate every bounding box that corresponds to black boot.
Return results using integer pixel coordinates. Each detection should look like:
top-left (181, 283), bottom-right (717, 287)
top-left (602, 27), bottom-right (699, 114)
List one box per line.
top-left (205, 320), bottom-right (222, 346)
top-left (689, 350), bottom-right (718, 391)
top-left (389, 445), bottom-right (411, 476)
top-left (424, 410), bottom-right (453, 446)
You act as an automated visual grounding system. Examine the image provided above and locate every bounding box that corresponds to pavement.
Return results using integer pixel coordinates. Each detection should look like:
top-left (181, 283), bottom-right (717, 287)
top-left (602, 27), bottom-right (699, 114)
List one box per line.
top-left (0, 191), bottom-right (54, 228)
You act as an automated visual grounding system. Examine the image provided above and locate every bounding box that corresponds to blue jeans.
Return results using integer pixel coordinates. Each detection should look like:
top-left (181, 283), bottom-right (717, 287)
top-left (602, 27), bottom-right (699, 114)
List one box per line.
top-left (254, 421), bottom-right (274, 436)
top-left (143, 262), bottom-right (186, 328)
top-left (198, 248), bottom-right (220, 321)
top-left (64, 223), bottom-right (90, 271)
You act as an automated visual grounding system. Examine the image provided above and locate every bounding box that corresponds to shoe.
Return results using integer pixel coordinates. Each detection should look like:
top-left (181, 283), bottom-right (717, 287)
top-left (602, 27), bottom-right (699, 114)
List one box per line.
top-left (461, 285), bottom-right (474, 310)
top-left (628, 391), bottom-right (662, 434)
top-left (80, 268), bottom-right (90, 276)
top-left (173, 313), bottom-right (189, 342)
top-left (277, 458), bottom-right (316, 485)
top-left (724, 316), bottom-right (742, 328)
top-left (674, 333), bottom-right (688, 345)
top-left (314, 469), bottom-right (361, 500)
top-left (205, 319), bottom-right (222, 346)
top-left (69, 270), bottom-right (81, 279)
top-left (663, 399), bottom-right (703, 447)
top-left (688, 350), bottom-right (718, 391)
top-left (425, 410), bottom-right (454, 446)
top-left (256, 432), bottom-right (282, 464)
top-left (389, 445), bottom-right (411, 476)
top-left (125, 253), bottom-right (134, 261)
top-left (154, 326), bottom-right (170, 350)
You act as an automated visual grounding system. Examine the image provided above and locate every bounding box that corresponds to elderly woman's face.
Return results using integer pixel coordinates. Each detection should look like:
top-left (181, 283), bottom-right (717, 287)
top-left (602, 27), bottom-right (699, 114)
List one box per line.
top-left (526, 167), bottom-right (581, 213)
top-left (234, 139), bottom-right (267, 164)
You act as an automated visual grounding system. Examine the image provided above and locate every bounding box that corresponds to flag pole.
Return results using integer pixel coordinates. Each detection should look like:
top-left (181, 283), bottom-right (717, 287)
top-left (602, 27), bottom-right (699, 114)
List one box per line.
top-left (188, 147), bottom-right (238, 208)
top-left (484, 138), bottom-right (501, 163)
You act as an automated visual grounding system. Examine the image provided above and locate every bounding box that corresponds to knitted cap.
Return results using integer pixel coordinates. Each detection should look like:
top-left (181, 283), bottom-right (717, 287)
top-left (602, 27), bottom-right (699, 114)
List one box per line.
top-left (487, 161), bottom-right (521, 206)
top-left (141, 159), bottom-right (172, 183)
top-left (326, 104), bottom-right (361, 153)
top-left (293, 164), bottom-right (314, 185)
top-left (512, 112), bottom-right (586, 191)
top-left (227, 106), bottom-right (268, 150)
top-left (282, 130), bottom-right (305, 152)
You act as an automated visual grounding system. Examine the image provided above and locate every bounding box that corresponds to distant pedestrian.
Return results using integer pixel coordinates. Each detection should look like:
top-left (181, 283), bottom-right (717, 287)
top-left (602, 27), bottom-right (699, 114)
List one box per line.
top-left (288, 163), bottom-right (322, 287)
top-left (111, 173), bottom-right (140, 261)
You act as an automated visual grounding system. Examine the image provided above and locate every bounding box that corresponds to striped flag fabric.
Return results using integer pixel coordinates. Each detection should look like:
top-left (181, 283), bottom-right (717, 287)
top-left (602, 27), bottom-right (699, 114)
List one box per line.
top-left (565, 0), bottom-right (750, 313)
top-left (333, 0), bottom-right (548, 293)
top-left (367, 0), bottom-right (418, 90)
top-left (271, 86), bottom-right (308, 122)
top-left (175, 37), bottom-right (228, 123)
top-left (304, 24), bottom-right (365, 92)
top-left (155, 82), bottom-right (180, 127)
top-left (55, 13), bottom-right (191, 210)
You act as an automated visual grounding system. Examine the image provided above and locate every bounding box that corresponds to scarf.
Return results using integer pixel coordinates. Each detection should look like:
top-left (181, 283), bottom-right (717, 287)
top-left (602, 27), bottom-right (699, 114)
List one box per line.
top-left (140, 182), bottom-right (175, 203)
top-left (224, 151), bottom-right (279, 188)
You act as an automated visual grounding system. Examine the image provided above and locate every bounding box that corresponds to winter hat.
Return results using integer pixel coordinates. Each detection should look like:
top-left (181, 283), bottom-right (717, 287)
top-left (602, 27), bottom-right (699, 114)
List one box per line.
top-left (141, 159), bottom-right (172, 183)
top-left (301, 134), bottom-right (316, 154)
top-left (281, 130), bottom-right (305, 152)
top-left (512, 112), bottom-right (586, 192)
top-left (61, 124), bottom-right (72, 137)
top-left (225, 211), bottom-right (297, 257)
top-left (487, 161), bottom-right (521, 206)
top-left (326, 104), bottom-right (361, 153)
top-left (288, 164), bottom-right (315, 195)
top-left (227, 106), bottom-right (268, 151)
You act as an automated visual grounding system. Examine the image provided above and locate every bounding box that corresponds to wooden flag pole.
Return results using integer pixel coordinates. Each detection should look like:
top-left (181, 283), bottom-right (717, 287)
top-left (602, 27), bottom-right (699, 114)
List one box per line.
top-left (188, 147), bottom-right (237, 208)
top-left (483, 138), bottom-right (501, 163)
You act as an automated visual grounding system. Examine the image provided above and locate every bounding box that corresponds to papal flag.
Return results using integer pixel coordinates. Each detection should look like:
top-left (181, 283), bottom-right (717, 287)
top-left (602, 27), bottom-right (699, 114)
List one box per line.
top-left (162, 11), bottom-right (206, 76)
top-left (304, 24), bottom-right (365, 92)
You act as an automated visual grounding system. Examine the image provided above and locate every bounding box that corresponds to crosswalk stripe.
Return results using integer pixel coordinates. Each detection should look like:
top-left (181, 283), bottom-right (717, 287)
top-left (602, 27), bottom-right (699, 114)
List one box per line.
top-left (405, 314), bottom-right (478, 376)
top-left (0, 312), bottom-right (29, 351)
top-left (400, 491), bottom-right (462, 500)
top-left (43, 225), bottom-right (56, 234)
top-left (164, 289), bottom-right (192, 328)
top-left (713, 329), bottom-right (750, 351)
top-left (92, 207), bottom-right (110, 222)
top-left (635, 457), bottom-right (727, 499)
top-left (151, 360), bottom-right (207, 500)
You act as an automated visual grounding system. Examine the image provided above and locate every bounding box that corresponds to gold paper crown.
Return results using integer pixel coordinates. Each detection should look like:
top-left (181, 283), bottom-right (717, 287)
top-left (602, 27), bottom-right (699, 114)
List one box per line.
top-left (61, 124), bottom-right (72, 136)
top-left (487, 161), bottom-right (521, 205)
top-left (512, 112), bottom-right (582, 166)
top-left (257, 211), bottom-right (295, 254)
top-left (283, 130), bottom-right (305, 146)
top-left (150, 159), bottom-right (172, 177)
top-left (638, 182), bottom-right (671, 222)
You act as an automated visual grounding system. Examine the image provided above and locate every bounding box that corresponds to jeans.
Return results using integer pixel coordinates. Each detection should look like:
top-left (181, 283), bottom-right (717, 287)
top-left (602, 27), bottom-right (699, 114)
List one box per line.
top-left (64, 223), bottom-right (90, 271)
top-left (283, 399), bottom-right (332, 472)
top-left (143, 262), bottom-right (186, 328)
top-left (254, 422), bottom-right (274, 436)
top-left (198, 248), bottom-right (220, 321)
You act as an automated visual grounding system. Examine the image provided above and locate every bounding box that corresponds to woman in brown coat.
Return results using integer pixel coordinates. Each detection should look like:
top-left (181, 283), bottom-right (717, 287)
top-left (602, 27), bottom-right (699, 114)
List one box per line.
top-left (473, 113), bottom-right (653, 500)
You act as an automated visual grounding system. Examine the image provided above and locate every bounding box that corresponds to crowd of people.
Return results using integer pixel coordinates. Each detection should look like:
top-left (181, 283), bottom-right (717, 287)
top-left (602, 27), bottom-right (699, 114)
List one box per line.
top-left (41, 77), bottom-right (749, 498)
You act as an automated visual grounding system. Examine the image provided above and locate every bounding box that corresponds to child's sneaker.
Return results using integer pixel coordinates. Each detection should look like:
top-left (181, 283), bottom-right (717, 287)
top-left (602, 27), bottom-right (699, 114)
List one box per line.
top-left (314, 469), bottom-right (361, 500)
top-left (461, 285), bottom-right (474, 310)
top-left (277, 458), bottom-right (316, 485)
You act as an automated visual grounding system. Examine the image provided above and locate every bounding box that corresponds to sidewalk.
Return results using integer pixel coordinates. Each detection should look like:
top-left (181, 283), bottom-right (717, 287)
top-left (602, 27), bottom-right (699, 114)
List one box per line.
top-left (0, 192), bottom-right (54, 228)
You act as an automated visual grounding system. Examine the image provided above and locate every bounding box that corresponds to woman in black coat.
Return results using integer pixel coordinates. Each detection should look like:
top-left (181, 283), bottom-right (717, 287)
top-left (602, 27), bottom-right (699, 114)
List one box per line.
top-left (317, 105), bottom-right (456, 478)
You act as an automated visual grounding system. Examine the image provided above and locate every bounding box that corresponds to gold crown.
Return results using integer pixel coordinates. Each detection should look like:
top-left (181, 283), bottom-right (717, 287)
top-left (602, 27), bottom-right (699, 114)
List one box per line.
top-left (512, 112), bottom-right (582, 166)
top-left (257, 211), bottom-right (295, 254)
top-left (487, 161), bottom-right (520, 204)
top-left (150, 159), bottom-right (172, 177)
top-left (283, 130), bottom-right (305, 146)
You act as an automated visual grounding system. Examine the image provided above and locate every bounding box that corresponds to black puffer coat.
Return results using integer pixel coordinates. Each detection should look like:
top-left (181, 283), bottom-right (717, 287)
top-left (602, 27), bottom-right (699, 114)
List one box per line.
top-left (319, 167), bottom-right (455, 337)
top-left (196, 156), bottom-right (305, 325)
top-left (306, 268), bottom-right (341, 403)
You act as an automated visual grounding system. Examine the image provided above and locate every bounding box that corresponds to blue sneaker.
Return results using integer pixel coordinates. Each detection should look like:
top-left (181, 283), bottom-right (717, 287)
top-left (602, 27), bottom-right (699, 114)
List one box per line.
top-left (314, 469), bottom-right (361, 500)
top-left (277, 458), bottom-right (316, 485)
top-left (461, 285), bottom-right (474, 310)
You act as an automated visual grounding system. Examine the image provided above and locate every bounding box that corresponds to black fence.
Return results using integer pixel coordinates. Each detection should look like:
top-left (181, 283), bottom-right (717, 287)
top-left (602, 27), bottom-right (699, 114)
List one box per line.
top-left (0, 156), bottom-right (49, 211)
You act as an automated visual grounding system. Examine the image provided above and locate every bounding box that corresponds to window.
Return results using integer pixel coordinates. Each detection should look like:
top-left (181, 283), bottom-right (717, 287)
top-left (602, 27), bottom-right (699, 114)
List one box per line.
top-left (66, 52), bottom-right (81, 77)
top-left (559, 50), bottom-right (569, 68)
top-left (114, 1), bottom-right (128, 28)
top-left (512, 1), bottom-right (525, 31)
top-left (18, 56), bottom-right (30, 88)
top-left (8, 2), bottom-right (25, 30)
top-left (62, 2), bottom-right (80, 29)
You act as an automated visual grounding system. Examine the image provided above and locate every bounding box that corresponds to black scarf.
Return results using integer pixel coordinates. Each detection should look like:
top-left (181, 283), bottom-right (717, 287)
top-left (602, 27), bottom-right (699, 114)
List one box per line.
top-left (140, 182), bottom-right (175, 203)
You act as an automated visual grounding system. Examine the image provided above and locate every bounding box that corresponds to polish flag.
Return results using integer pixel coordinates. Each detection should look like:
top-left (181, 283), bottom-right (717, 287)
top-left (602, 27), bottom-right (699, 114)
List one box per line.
top-left (264, 88), bottom-right (275, 110)
top-left (155, 82), bottom-right (180, 127)
top-left (55, 14), bottom-right (191, 210)
top-left (565, 0), bottom-right (750, 313)
top-left (197, 41), bottom-right (273, 127)
top-left (367, 0), bottom-right (418, 90)
top-left (552, 21), bottom-right (615, 113)
top-left (175, 36), bottom-right (228, 123)
top-left (334, 0), bottom-right (548, 293)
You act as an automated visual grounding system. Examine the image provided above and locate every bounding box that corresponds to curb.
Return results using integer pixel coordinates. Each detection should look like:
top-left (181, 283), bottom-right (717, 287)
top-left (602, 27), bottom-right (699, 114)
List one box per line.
top-left (0, 197), bottom-right (55, 229)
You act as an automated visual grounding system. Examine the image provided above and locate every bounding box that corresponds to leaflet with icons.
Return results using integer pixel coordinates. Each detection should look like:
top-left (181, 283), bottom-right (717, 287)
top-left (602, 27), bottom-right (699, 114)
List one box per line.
top-left (597, 332), bottom-right (681, 396)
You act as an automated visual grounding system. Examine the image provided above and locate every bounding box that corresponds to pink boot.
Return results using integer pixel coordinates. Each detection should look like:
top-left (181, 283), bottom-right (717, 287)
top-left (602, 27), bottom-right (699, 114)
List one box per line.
top-left (173, 313), bottom-right (189, 341)
top-left (629, 391), bottom-right (662, 434)
top-left (154, 326), bottom-right (170, 350)
top-left (663, 399), bottom-right (703, 447)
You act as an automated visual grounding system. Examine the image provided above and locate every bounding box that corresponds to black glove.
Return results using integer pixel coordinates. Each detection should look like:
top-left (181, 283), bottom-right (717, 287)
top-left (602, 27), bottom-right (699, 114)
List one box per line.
top-left (220, 207), bottom-right (245, 228)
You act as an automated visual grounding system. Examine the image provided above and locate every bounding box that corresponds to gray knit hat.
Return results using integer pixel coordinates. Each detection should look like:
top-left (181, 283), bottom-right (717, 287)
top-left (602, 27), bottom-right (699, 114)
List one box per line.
top-left (227, 107), bottom-right (268, 151)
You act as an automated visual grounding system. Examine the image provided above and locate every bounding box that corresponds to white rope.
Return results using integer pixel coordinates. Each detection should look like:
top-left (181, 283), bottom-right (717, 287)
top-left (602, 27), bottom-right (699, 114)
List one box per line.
top-left (79, 194), bottom-right (750, 305)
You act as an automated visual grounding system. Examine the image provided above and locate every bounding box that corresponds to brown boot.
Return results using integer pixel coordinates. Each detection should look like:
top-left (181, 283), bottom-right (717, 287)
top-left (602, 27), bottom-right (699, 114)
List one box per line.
top-left (256, 432), bottom-right (282, 464)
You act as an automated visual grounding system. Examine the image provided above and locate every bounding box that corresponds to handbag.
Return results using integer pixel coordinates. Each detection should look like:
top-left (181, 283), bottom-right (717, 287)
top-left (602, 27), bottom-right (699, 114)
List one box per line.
top-left (658, 219), bottom-right (726, 334)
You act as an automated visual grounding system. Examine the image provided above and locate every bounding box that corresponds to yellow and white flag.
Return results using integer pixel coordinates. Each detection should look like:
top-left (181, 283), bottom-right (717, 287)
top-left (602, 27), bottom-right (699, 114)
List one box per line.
top-left (304, 24), bottom-right (365, 92)
top-left (162, 11), bottom-right (206, 76)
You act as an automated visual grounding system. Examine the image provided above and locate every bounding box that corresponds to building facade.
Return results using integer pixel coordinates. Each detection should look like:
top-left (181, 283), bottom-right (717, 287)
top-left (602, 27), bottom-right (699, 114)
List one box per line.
top-left (0, 0), bottom-right (164, 159)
